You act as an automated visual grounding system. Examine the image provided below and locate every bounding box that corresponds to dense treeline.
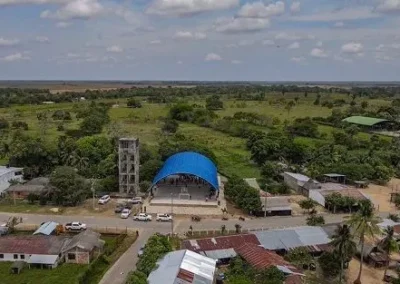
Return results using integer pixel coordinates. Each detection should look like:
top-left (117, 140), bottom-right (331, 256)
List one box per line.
top-left (1, 84), bottom-right (400, 107)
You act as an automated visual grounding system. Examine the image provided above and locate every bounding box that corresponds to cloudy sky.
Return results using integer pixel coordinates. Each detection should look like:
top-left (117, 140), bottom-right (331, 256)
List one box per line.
top-left (0, 0), bottom-right (400, 81)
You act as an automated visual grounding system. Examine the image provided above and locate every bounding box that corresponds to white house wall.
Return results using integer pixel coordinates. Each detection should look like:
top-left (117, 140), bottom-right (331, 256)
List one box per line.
top-left (283, 174), bottom-right (299, 192)
top-left (309, 190), bottom-right (325, 207)
top-left (0, 171), bottom-right (23, 194)
top-left (0, 253), bottom-right (59, 267)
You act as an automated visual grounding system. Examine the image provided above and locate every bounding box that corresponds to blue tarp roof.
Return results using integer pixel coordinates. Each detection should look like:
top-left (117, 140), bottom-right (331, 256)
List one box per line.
top-left (152, 152), bottom-right (219, 190)
top-left (33, 221), bottom-right (58, 235)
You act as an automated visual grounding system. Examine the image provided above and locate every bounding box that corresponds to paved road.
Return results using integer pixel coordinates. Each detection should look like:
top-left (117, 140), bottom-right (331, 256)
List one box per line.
top-left (99, 230), bottom-right (152, 284)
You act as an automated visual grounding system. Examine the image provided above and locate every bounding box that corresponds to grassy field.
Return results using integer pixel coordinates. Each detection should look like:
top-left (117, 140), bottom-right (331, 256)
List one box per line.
top-left (0, 262), bottom-right (87, 284)
top-left (0, 94), bottom-right (393, 178)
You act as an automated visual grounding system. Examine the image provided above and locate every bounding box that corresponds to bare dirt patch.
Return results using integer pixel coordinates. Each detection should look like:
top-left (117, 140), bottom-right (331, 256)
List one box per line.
top-left (360, 178), bottom-right (400, 212)
top-left (346, 259), bottom-right (385, 284)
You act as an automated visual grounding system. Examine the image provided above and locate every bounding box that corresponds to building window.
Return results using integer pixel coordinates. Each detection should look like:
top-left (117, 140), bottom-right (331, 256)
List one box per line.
top-left (13, 254), bottom-right (18, 259)
top-left (0, 254), bottom-right (4, 259)
top-left (67, 253), bottom-right (76, 260)
top-left (20, 255), bottom-right (25, 260)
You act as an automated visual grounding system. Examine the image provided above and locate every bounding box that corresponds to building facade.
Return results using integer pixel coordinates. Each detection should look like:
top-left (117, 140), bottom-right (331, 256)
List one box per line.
top-left (118, 138), bottom-right (140, 194)
top-left (0, 166), bottom-right (23, 195)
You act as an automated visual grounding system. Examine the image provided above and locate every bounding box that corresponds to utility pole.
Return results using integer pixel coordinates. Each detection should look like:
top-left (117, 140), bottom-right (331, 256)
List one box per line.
top-left (171, 193), bottom-right (174, 236)
top-left (264, 196), bottom-right (267, 218)
top-left (91, 179), bottom-right (96, 210)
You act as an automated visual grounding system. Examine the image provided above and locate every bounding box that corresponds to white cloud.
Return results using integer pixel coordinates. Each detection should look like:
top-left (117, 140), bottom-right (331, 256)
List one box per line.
top-left (174, 31), bottom-right (207, 40)
top-left (290, 1), bottom-right (300, 13)
top-left (150, 40), bottom-right (161, 44)
top-left (147, 0), bottom-right (239, 16)
top-left (310, 48), bottom-right (328, 58)
top-left (0, 37), bottom-right (19, 46)
top-left (0, 52), bottom-right (30, 62)
top-left (231, 60), bottom-right (242, 64)
top-left (35, 36), bottom-right (49, 43)
top-left (205, 53), bottom-right (222, 61)
top-left (40, 0), bottom-right (103, 20)
top-left (288, 41), bottom-right (300, 49)
top-left (56, 21), bottom-right (72, 28)
top-left (177, 60), bottom-right (183, 64)
top-left (334, 55), bottom-right (352, 63)
top-left (67, 52), bottom-right (80, 58)
top-left (215, 17), bottom-right (270, 33)
top-left (275, 32), bottom-right (314, 41)
top-left (290, 7), bottom-right (378, 22)
top-left (334, 21), bottom-right (344, 27)
top-left (316, 41), bottom-right (323, 47)
top-left (0, 0), bottom-right (67, 6)
top-left (262, 39), bottom-right (275, 46)
top-left (237, 1), bottom-right (285, 18)
top-left (341, 42), bottom-right (363, 54)
top-left (238, 39), bottom-right (255, 46)
top-left (376, 0), bottom-right (400, 13)
top-left (106, 45), bottom-right (123, 53)
top-left (291, 56), bottom-right (305, 62)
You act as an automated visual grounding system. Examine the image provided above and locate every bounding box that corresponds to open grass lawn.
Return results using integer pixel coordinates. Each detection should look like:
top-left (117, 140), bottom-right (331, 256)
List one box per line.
top-left (0, 95), bottom-right (393, 178)
top-left (0, 262), bottom-right (88, 284)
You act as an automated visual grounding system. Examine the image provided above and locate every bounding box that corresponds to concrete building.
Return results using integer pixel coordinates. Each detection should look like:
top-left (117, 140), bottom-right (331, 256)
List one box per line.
top-left (0, 166), bottom-right (23, 195)
top-left (283, 172), bottom-right (317, 194)
top-left (148, 250), bottom-right (217, 284)
top-left (118, 138), bottom-right (140, 194)
top-left (62, 230), bottom-right (104, 265)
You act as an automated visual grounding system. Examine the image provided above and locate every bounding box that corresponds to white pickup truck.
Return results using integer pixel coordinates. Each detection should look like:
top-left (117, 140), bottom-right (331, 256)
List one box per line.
top-left (65, 222), bottom-right (87, 231)
top-left (132, 213), bottom-right (152, 221)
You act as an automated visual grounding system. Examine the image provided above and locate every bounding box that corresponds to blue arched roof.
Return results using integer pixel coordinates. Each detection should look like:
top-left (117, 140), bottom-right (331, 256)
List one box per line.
top-left (152, 152), bottom-right (219, 190)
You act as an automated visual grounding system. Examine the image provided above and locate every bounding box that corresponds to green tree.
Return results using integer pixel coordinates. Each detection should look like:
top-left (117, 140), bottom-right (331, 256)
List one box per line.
top-left (27, 193), bottom-right (39, 204)
top-left (256, 266), bottom-right (285, 284)
top-left (235, 223), bottom-right (242, 233)
top-left (299, 198), bottom-right (315, 213)
top-left (331, 224), bottom-right (357, 284)
top-left (0, 118), bottom-right (9, 129)
top-left (161, 118), bottom-right (179, 134)
top-left (127, 98), bottom-right (142, 108)
top-left (319, 251), bottom-right (341, 278)
top-left (128, 271), bottom-right (147, 284)
top-left (379, 226), bottom-right (399, 280)
top-left (284, 247), bottom-right (313, 268)
top-left (50, 166), bottom-right (91, 206)
top-left (141, 159), bottom-right (163, 182)
top-left (139, 181), bottom-right (152, 193)
top-left (347, 200), bottom-right (380, 284)
top-left (361, 101), bottom-right (369, 109)
top-left (206, 95), bottom-right (223, 110)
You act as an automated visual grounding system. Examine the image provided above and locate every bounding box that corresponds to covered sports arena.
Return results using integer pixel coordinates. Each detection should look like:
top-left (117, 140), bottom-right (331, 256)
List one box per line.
top-left (150, 152), bottom-right (221, 207)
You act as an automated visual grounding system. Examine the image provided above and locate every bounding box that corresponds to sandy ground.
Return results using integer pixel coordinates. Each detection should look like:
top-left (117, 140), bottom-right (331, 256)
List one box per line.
top-left (360, 178), bottom-right (400, 212)
top-left (346, 259), bottom-right (385, 284)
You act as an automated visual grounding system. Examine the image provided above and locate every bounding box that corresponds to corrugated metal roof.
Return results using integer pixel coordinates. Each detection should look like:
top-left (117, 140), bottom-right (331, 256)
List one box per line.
top-left (33, 221), bottom-right (59, 236)
top-left (342, 116), bottom-right (388, 126)
top-left (28, 254), bottom-right (58, 265)
top-left (152, 152), bottom-right (219, 190)
top-left (236, 243), bottom-right (300, 272)
top-left (0, 236), bottom-right (69, 255)
top-left (183, 234), bottom-right (260, 252)
top-left (284, 172), bottom-right (310, 182)
top-left (203, 248), bottom-right (237, 260)
top-left (255, 226), bottom-right (330, 250)
top-left (148, 250), bottom-right (216, 284)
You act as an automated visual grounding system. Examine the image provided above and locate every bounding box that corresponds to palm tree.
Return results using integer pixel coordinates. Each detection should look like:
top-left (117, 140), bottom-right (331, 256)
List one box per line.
top-left (379, 226), bottom-right (399, 280)
top-left (234, 224), bottom-right (242, 234)
top-left (331, 224), bottom-right (357, 284)
top-left (347, 200), bottom-right (380, 284)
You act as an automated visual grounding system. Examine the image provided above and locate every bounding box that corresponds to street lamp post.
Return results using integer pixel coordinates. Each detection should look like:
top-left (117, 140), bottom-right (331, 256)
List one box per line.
top-left (171, 193), bottom-right (174, 236)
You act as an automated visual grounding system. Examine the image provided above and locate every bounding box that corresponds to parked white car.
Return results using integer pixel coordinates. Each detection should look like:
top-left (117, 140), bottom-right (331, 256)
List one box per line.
top-left (129, 197), bottom-right (143, 204)
top-left (65, 222), bottom-right (87, 231)
top-left (120, 209), bottom-right (131, 219)
top-left (98, 195), bottom-right (111, 205)
top-left (133, 213), bottom-right (152, 221)
top-left (156, 213), bottom-right (173, 222)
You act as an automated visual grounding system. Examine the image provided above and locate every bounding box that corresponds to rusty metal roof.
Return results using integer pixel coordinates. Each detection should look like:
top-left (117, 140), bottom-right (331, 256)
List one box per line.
top-left (182, 234), bottom-right (260, 252)
top-left (0, 236), bottom-right (69, 255)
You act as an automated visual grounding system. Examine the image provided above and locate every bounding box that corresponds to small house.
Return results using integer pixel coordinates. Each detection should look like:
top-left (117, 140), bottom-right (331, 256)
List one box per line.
top-left (62, 230), bottom-right (104, 264)
top-left (257, 196), bottom-right (292, 217)
top-left (6, 177), bottom-right (50, 199)
top-left (0, 166), bottom-right (23, 195)
top-left (33, 221), bottom-right (59, 236)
